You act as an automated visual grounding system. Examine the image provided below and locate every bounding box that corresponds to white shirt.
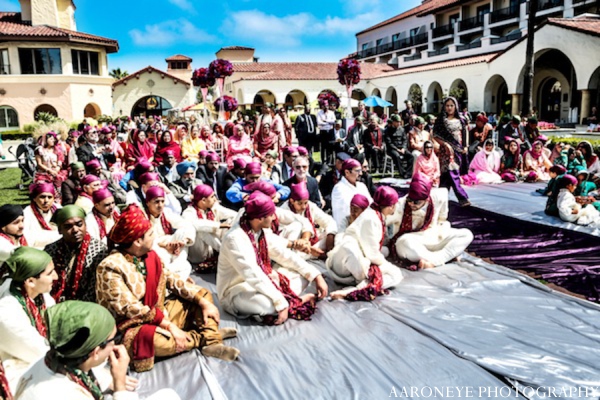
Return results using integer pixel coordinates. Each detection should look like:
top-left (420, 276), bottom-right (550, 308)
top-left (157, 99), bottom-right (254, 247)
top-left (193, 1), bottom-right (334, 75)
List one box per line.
top-left (23, 205), bottom-right (62, 249)
top-left (317, 110), bottom-right (336, 131)
top-left (331, 177), bottom-right (373, 229)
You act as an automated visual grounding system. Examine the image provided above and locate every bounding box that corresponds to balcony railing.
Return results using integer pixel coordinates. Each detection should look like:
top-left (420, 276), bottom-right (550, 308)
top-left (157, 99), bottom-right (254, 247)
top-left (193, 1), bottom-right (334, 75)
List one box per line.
top-left (456, 41), bottom-right (482, 51)
top-left (427, 47), bottom-right (450, 57)
top-left (489, 5), bottom-right (520, 23)
top-left (432, 23), bottom-right (454, 38)
top-left (458, 14), bottom-right (486, 32)
top-left (490, 30), bottom-right (523, 44)
top-left (527, 0), bottom-right (564, 13)
top-left (356, 32), bottom-right (429, 59)
top-left (404, 53), bottom-right (422, 62)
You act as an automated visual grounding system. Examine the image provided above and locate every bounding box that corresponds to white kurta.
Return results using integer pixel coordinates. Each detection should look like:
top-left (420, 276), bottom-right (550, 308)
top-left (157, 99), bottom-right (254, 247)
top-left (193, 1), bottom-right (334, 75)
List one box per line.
top-left (557, 189), bottom-right (600, 226)
top-left (150, 209), bottom-right (195, 280)
top-left (217, 223), bottom-right (321, 318)
top-left (280, 200), bottom-right (337, 253)
top-left (0, 236), bottom-right (19, 268)
top-left (0, 292), bottom-right (54, 392)
top-left (182, 204), bottom-right (237, 264)
top-left (22, 205), bottom-right (62, 249)
top-left (331, 177), bottom-right (373, 230)
top-left (125, 190), bottom-right (182, 216)
top-left (326, 207), bottom-right (403, 296)
top-left (388, 188), bottom-right (474, 267)
top-left (231, 206), bottom-right (314, 241)
top-left (84, 212), bottom-right (117, 246)
top-left (74, 195), bottom-right (94, 215)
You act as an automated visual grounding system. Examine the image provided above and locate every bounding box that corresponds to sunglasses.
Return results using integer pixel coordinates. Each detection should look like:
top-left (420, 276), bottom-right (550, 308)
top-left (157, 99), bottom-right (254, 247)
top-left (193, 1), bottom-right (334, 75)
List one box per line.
top-left (100, 332), bottom-right (123, 348)
top-left (294, 165), bottom-right (309, 170)
top-left (406, 198), bottom-right (422, 204)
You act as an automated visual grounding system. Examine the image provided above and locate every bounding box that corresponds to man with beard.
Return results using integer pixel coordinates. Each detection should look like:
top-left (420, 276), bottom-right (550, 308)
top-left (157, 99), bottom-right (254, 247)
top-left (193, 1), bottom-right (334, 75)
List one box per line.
top-left (283, 155), bottom-right (323, 207)
top-left (168, 161), bottom-right (201, 210)
top-left (75, 127), bottom-right (102, 165)
top-left (0, 205), bottom-right (28, 268)
top-left (44, 205), bottom-right (108, 303)
top-left (384, 114), bottom-right (414, 179)
top-left (197, 153), bottom-right (228, 201)
top-left (85, 188), bottom-right (120, 245)
top-left (60, 162), bottom-right (85, 205)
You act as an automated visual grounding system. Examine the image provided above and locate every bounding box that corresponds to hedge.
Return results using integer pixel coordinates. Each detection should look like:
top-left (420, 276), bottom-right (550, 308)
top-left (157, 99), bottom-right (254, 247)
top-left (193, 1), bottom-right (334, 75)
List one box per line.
top-left (547, 136), bottom-right (600, 158)
top-left (0, 131), bottom-right (31, 141)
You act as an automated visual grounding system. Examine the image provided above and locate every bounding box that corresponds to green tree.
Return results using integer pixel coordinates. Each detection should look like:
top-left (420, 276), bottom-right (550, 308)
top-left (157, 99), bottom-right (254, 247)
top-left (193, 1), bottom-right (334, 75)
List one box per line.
top-left (109, 68), bottom-right (129, 80)
top-left (408, 85), bottom-right (423, 114)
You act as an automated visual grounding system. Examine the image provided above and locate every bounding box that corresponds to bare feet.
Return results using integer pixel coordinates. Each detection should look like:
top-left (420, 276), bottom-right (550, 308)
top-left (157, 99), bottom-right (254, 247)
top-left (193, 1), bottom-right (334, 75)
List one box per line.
top-left (330, 291), bottom-right (345, 300)
top-left (300, 293), bottom-right (316, 304)
top-left (418, 259), bottom-right (436, 269)
top-left (201, 344), bottom-right (240, 361)
top-left (218, 327), bottom-right (238, 340)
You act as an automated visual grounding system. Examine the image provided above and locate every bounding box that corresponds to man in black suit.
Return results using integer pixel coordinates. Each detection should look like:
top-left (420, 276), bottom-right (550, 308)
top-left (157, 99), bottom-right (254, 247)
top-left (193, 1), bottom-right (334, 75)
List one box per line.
top-left (294, 105), bottom-right (318, 155)
top-left (279, 146), bottom-right (299, 182)
top-left (75, 129), bottom-right (102, 165)
top-left (319, 152), bottom-right (350, 211)
top-left (347, 116), bottom-right (366, 156)
top-left (283, 155), bottom-right (323, 208)
top-left (197, 152), bottom-right (228, 201)
top-left (353, 101), bottom-right (371, 120)
top-left (384, 114), bottom-right (413, 179)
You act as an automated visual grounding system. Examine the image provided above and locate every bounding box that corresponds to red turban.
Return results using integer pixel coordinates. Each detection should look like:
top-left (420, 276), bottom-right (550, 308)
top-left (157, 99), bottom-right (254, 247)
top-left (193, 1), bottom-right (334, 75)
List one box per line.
top-left (92, 188), bottom-right (113, 203)
top-left (233, 158), bottom-right (247, 170)
top-left (30, 182), bottom-right (55, 197)
top-left (245, 162), bottom-right (262, 175)
top-left (283, 146), bottom-right (297, 157)
top-left (408, 173), bottom-right (433, 201)
top-left (290, 182), bottom-right (309, 201)
top-left (193, 184), bottom-right (214, 203)
top-left (296, 146), bottom-right (308, 156)
top-left (86, 159), bottom-right (102, 170)
top-left (350, 194), bottom-right (370, 209)
top-left (206, 152), bottom-right (221, 163)
top-left (342, 159), bottom-right (361, 172)
top-left (245, 192), bottom-right (276, 220)
top-left (549, 165), bottom-right (566, 175)
top-left (373, 186), bottom-right (399, 208)
top-left (244, 181), bottom-right (276, 197)
top-left (145, 186), bottom-right (165, 202)
top-left (139, 172), bottom-right (159, 186)
top-left (561, 174), bottom-right (578, 187)
top-left (80, 175), bottom-right (100, 186)
top-left (108, 204), bottom-right (151, 244)
top-left (199, 150), bottom-right (209, 158)
top-left (134, 159), bottom-right (153, 177)
top-left (476, 114), bottom-right (488, 124)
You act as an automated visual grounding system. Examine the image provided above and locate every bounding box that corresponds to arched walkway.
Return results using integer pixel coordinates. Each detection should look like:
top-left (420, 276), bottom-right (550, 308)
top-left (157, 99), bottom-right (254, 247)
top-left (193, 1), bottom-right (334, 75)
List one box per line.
top-left (285, 89), bottom-right (308, 109)
top-left (426, 82), bottom-right (443, 114)
top-left (385, 87), bottom-right (398, 113)
top-left (371, 88), bottom-right (381, 97)
top-left (252, 90), bottom-right (275, 112)
top-left (484, 75), bottom-right (511, 115)
top-left (449, 79), bottom-right (468, 109)
top-left (84, 103), bottom-right (101, 119)
top-left (34, 104), bottom-right (58, 120)
top-left (0, 105), bottom-right (19, 131)
top-left (351, 89), bottom-right (367, 101)
top-left (131, 96), bottom-right (173, 118)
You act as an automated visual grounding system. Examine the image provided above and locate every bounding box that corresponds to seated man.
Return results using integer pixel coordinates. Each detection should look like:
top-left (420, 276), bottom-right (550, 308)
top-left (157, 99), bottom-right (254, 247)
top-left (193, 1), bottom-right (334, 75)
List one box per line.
top-left (0, 205), bottom-right (28, 268)
top-left (86, 159), bottom-right (127, 205)
top-left (226, 161), bottom-right (290, 210)
top-left (283, 156), bottom-right (324, 208)
top-left (119, 159), bottom-right (153, 191)
top-left (223, 158), bottom-right (246, 209)
top-left (280, 183), bottom-right (337, 260)
top-left (557, 174), bottom-right (600, 226)
top-left (23, 182), bottom-right (61, 249)
top-left (182, 185), bottom-right (237, 272)
top-left (319, 152), bottom-right (350, 211)
top-left (168, 160), bottom-right (202, 211)
top-left (335, 194), bottom-right (370, 239)
top-left (45, 205), bottom-right (108, 303)
top-left (126, 172), bottom-right (182, 215)
top-left (198, 153), bottom-right (228, 201)
top-left (16, 300), bottom-right (180, 400)
top-left (96, 204), bottom-right (238, 372)
top-left (60, 162), bottom-right (85, 205)
top-left (384, 114), bottom-right (414, 179)
top-left (217, 192), bottom-right (328, 325)
top-left (326, 186), bottom-right (403, 301)
top-left (389, 173), bottom-right (474, 270)
top-left (74, 174), bottom-right (103, 215)
top-left (331, 158), bottom-right (373, 229)
top-left (85, 188), bottom-right (120, 245)
top-left (0, 247), bottom-right (57, 393)
top-left (157, 149), bottom-right (179, 184)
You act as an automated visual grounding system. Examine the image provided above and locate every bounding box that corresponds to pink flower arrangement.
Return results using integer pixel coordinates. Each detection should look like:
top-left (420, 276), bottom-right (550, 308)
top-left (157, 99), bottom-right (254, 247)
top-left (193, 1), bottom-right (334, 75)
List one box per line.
top-left (208, 59), bottom-right (234, 78)
top-left (337, 58), bottom-right (361, 87)
top-left (538, 121), bottom-right (557, 130)
top-left (214, 96), bottom-right (238, 112)
top-left (318, 91), bottom-right (340, 109)
top-left (191, 68), bottom-right (216, 88)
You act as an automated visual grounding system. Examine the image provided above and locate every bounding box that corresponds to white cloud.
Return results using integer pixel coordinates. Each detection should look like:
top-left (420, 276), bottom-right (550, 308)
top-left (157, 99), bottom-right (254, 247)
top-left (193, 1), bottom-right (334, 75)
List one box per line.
top-left (314, 11), bottom-right (384, 35)
top-left (168, 0), bottom-right (194, 12)
top-left (129, 19), bottom-right (217, 47)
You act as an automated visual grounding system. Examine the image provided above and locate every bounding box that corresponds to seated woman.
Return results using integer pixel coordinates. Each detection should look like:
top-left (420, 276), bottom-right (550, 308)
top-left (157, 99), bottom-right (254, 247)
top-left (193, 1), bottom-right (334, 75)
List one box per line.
top-left (23, 183), bottom-right (61, 249)
top-left (577, 141), bottom-right (600, 184)
top-left (34, 132), bottom-right (68, 196)
top-left (524, 140), bottom-right (552, 182)
top-left (499, 138), bottom-right (524, 182)
top-left (574, 170), bottom-right (597, 197)
top-left (261, 150), bottom-right (282, 184)
top-left (226, 124), bottom-right (253, 170)
top-left (413, 141), bottom-right (440, 187)
top-left (125, 130), bottom-right (154, 169)
top-left (466, 139), bottom-right (502, 184)
top-left (181, 125), bottom-right (206, 162)
top-left (408, 117), bottom-right (430, 159)
top-left (557, 174), bottom-right (600, 226)
top-left (254, 122), bottom-right (278, 161)
top-left (154, 130), bottom-right (182, 166)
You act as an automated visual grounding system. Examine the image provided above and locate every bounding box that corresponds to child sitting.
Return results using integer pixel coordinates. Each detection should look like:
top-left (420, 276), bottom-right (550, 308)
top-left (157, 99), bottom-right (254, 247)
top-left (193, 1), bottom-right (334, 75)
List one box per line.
top-left (537, 165), bottom-right (566, 196)
top-left (574, 170), bottom-right (597, 196)
top-left (557, 174), bottom-right (600, 226)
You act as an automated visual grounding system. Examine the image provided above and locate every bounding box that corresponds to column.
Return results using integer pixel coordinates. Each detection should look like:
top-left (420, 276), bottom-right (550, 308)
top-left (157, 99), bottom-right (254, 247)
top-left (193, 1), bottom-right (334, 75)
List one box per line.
top-left (580, 89), bottom-right (590, 124)
top-left (511, 94), bottom-right (521, 117)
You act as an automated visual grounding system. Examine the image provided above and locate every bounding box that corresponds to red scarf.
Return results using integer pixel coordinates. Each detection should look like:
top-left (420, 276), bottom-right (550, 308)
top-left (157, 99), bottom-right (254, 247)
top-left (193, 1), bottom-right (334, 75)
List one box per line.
top-left (51, 233), bottom-right (91, 302)
top-left (0, 359), bottom-right (13, 400)
top-left (92, 208), bottom-right (120, 239)
top-left (11, 286), bottom-right (47, 337)
top-left (370, 127), bottom-right (382, 147)
top-left (345, 207), bottom-right (387, 301)
top-left (294, 204), bottom-right (319, 246)
top-left (31, 203), bottom-right (57, 231)
top-left (0, 233), bottom-right (27, 247)
top-left (194, 206), bottom-right (215, 221)
top-left (159, 213), bottom-right (173, 235)
top-left (271, 213), bottom-right (281, 235)
top-left (241, 218), bottom-right (315, 324)
top-left (390, 198), bottom-right (435, 261)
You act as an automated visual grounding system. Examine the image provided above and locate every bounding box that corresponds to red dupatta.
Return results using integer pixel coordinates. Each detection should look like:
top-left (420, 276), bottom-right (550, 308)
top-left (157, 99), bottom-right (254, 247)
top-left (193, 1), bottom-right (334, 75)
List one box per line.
top-left (31, 203), bottom-right (57, 231)
top-left (0, 233), bottom-right (27, 247)
top-left (369, 127), bottom-right (383, 147)
top-left (0, 359), bottom-right (13, 400)
top-left (194, 205), bottom-right (215, 221)
top-left (51, 233), bottom-right (92, 302)
top-left (92, 208), bottom-right (120, 239)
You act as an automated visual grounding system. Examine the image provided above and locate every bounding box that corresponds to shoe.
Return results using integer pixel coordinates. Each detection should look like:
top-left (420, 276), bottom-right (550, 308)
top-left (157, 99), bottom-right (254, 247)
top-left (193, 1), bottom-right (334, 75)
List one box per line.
top-left (218, 327), bottom-right (238, 340)
top-left (201, 344), bottom-right (240, 361)
top-left (459, 200), bottom-right (471, 207)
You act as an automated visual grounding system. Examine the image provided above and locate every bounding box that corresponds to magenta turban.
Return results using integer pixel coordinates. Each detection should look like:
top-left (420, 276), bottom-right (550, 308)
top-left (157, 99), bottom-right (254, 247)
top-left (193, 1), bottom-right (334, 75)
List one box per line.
top-left (244, 181), bottom-right (276, 197)
top-left (206, 152), bottom-right (221, 163)
top-left (549, 165), bottom-right (566, 175)
top-left (81, 174), bottom-right (100, 186)
top-left (145, 186), bottom-right (165, 202)
top-left (342, 159), bottom-right (361, 172)
top-left (408, 172), bottom-right (433, 201)
top-left (199, 150), bottom-right (209, 158)
top-left (245, 162), bottom-right (262, 175)
top-left (373, 186), bottom-right (399, 208)
top-left (164, 149), bottom-right (176, 157)
top-left (561, 174), bottom-right (578, 187)
top-left (139, 172), bottom-right (159, 186)
top-left (245, 192), bottom-right (276, 220)
top-left (290, 182), bottom-right (309, 201)
top-left (30, 182), bottom-right (55, 198)
top-left (86, 159), bottom-right (102, 170)
top-left (296, 146), bottom-right (308, 156)
top-left (283, 146), bottom-right (297, 157)
top-left (233, 158), bottom-right (247, 170)
top-left (134, 159), bottom-right (153, 177)
top-left (92, 188), bottom-right (113, 203)
top-left (193, 184), bottom-right (214, 203)
top-left (350, 194), bottom-right (370, 209)
top-left (537, 135), bottom-right (548, 143)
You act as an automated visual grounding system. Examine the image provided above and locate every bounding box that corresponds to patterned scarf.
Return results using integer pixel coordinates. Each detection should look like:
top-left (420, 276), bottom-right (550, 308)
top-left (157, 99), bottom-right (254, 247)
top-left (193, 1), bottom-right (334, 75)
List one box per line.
top-left (159, 213), bottom-right (174, 235)
top-left (45, 352), bottom-right (103, 400)
top-left (293, 204), bottom-right (319, 246)
top-left (369, 127), bottom-right (382, 147)
top-left (390, 199), bottom-right (435, 262)
top-left (51, 234), bottom-right (92, 302)
top-left (241, 218), bottom-right (315, 324)
top-left (31, 203), bottom-right (57, 231)
top-left (0, 360), bottom-right (13, 400)
top-left (92, 208), bottom-right (120, 239)
top-left (345, 207), bottom-right (388, 301)
top-left (271, 213), bottom-right (281, 235)
top-left (0, 233), bottom-right (27, 247)
top-left (194, 205), bottom-right (215, 221)
top-left (10, 284), bottom-right (47, 337)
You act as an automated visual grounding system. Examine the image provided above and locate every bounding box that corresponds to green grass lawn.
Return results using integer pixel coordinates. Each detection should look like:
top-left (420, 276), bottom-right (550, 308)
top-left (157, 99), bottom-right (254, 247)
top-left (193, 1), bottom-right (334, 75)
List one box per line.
top-left (0, 167), bottom-right (30, 205)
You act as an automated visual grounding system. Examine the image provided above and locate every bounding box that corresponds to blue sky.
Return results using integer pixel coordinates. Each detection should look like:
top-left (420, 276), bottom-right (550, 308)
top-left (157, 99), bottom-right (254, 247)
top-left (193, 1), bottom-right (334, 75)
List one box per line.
top-left (1, 0), bottom-right (422, 73)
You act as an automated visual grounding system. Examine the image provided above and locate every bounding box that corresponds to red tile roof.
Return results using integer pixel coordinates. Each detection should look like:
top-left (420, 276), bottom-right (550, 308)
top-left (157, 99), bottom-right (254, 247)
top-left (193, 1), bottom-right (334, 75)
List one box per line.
top-left (166, 54), bottom-right (192, 61)
top-left (380, 53), bottom-right (498, 78)
top-left (112, 66), bottom-right (191, 88)
top-left (232, 62), bottom-right (394, 81)
top-left (416, 0), bottom-right (465, 17)
top-left (547, 17), bottom-right (600, 37)
top-left (218, 46), bottom-right (254, 51)
top-left (0, 12), bottom-right (118, 52)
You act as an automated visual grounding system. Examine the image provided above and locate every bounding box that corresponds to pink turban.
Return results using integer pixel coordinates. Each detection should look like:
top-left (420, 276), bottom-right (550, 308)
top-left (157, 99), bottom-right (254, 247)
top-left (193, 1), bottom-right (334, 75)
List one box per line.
top-left (92, 188), bottom-right (113, 203)
top-left (85, 159), bottom-right (102, 170)
top-left (297, 146), bottom-right (308, 156)
top-left (342, 159), bottom-right (361, 172)
top-left (134, 159), bottom-right (153, 177)
top-left (244, 181), bottom-right (276, 197)
top-left (139, 172), bottom-right (159, 186)
top-left (537, 135), bottom-right (548, 143)
top-left (350, 194), bottom-right (370, 209)
top-left (283, 146), bottom-right (297, 157)
top-left (81, 174), bottom-right (100, 186)
top-left (245, 162), bottom-right (262, 175)
top-left (100, 126), bottom-right (112, 134)
top-left (206, 152), bottom-right (221, 163)
top-left (199, 150), bottom-right (209, 158)
top-left (193, 184), bottom-right (214, 203)
top-left (164, 149), bottom-right (176, 157)
top-left (145, 186), bottom-right (165, 202)
top-left (30, 182), bottom-right (55, 198)
top-left (233, 158), bottom-right (247, 170)
top-left (561, 174), bottom-right (578, 187)
top-left (408, 173), bottom-right (433, 201)
top-left (549, 165), bottom-right (566, 175)
top-left (245, 192), bottom-right (276, 220)
top-left (476, 114), bottom-right (488, 124)
top-left (373, 186), bottom-right (399, 208)
top-left (290, 182), bottom-right (309, 201)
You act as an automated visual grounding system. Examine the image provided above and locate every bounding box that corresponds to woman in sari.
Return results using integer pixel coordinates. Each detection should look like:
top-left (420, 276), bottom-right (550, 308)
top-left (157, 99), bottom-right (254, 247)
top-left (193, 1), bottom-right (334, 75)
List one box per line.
top-left (154, 130), bottom-right (182, 165)
top-left (413, 140), bottom-right (440, 187)
top-left (181, 124), bottom-right (206, 161)
top-left (253, 122), bottom-right (278, 161)
top-left (173, 124), bottom-right (188, 143)
top-left (226, 123), bottom-right (253, 169)
top-left (34, 132), bottom-right (68, 195)
top-left (523, 140), bottom-right (552, 182)
top-left (467, 139), bottom-right (502, 184)
top-left (278, 108), bottom-right (293, 147)
top-left (499, 138), bottom-right (524, 182)
top-left (125, 129), bottom-right (154, 167)
top-left (214, 123), bottom-right (230, 160)
top-left (577, 141), bottom-right (600, 184)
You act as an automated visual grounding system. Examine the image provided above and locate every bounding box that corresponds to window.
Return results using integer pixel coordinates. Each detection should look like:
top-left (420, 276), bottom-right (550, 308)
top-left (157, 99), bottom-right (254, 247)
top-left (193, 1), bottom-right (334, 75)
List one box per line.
top-left (477, 5), bottom-right (491, 19)
top-left (376, 39), bottom-right (383, 47)
top-left (392, 33), bottom-right (401, 42)
top-left (71, 50), bottom-right (99, 75)
top-left (362, 43), bottom-right (369, 50)
top-left (0, 49), bottom-right (9, 74)
top-left (0, 106), bottom-right (19, 130)
top-left (18, 48), bottom-right (62, 74)
top-left (410, 28), bottom-right (420, 37)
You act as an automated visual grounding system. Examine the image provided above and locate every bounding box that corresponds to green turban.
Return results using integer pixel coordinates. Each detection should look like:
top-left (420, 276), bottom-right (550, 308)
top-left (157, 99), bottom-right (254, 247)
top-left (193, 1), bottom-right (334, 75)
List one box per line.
top-left (52, 205), bottom-right (86, 228)
top-left (416, 116), bottom-right (426, 125)
top-left (45, 300), bottom-right (116, 359)
top-left (70, 162), bottom-right (85, 171)
top-left (5, 246), bottom-right (51, 283)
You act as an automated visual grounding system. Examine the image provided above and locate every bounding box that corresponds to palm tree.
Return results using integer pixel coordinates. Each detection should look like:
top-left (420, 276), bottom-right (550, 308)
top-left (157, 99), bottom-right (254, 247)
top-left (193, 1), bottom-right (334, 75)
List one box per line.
top-left (109, 68), bottom-right (129, 80)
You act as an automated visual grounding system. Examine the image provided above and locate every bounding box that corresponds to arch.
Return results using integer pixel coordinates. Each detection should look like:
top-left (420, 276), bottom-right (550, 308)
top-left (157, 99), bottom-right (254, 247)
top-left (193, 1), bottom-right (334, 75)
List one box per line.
top-left (371, 88), bottom-right (381, 97)
top-left (426, 82), bottom-right (443, 114)
top-left (449, 79), bottom-right (468, 109)
top-left (285, 89), bottom-right (308, 109)
top-left (34, 104), bottom-right (58, 120)
top-left (533, 69), bottom-right (570, 123)
top-left (251, 89), bottom-right (276, 112)
top-left (0, 105), bottom-right (19, 131)
top-left (407, 83), bottom-right (423, 114)
top-left (587, 66), bottom-right (600, 113)
top-left (131, 95), bottom-right (173, 118)
top-left (484, 75), bottom-right (511, 115)
top-left (351, 88), bottom-right (366, 101)
top-left (83, 102), bottom-right (101, 119)
top-left (385, 87), bottom-right (398, 113)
